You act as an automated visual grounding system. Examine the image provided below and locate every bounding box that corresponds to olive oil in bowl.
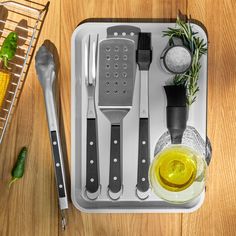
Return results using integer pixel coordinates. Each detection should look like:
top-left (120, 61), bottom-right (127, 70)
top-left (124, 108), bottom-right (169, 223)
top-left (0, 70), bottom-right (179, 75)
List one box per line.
top-left (149, 145), bottom-right (207, 204)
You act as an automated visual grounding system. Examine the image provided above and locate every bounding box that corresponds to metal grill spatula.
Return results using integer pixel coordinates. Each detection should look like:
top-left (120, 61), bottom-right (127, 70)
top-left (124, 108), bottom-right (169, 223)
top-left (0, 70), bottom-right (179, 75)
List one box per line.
top-left (98, 38), bottom-right (136, 200)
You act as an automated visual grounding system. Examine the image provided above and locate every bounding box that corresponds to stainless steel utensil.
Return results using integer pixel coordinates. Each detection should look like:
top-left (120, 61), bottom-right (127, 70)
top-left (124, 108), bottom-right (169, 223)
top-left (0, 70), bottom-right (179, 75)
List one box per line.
top-left (136, 33), bottom-right (152, 200)
top-left (98, 38), bottom-right (136, 200)
top-left (85, 34), bottom-right (100, 199)
top-left (35, 45), bottom-right (68, 230)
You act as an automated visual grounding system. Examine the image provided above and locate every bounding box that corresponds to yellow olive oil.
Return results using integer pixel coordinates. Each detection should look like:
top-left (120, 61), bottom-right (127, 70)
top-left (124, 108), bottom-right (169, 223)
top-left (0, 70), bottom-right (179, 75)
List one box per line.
top-left (152, 146), bottom-right (198, 192)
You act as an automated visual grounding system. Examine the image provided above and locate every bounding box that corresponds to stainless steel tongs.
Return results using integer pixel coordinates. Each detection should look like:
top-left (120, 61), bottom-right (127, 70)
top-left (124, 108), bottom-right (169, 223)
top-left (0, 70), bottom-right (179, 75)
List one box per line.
top-left (35, 45), bottom-right (68, 230)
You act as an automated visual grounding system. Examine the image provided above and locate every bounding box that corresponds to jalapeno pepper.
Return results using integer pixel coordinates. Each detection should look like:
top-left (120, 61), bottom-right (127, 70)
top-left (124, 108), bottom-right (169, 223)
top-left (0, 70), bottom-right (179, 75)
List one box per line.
top-left (0, 32), bottom-right (18, 69)
top-left (9, 147), bottom-right (28, 188)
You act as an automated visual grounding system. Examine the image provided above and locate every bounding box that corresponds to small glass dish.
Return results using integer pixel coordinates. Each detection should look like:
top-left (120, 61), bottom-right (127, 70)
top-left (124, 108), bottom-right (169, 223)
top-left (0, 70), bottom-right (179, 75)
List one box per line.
top-left (149, 126), bottom-right (211, 204)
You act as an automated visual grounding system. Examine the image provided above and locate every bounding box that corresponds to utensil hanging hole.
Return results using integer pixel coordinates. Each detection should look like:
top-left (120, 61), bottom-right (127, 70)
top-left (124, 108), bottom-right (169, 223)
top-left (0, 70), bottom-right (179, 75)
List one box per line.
top-left (53, 141), bottom-right (57, 145)
top-left (130, 32), bottom-right (134, 36)
top-left (90, 178), bottom-right (94, 182)
top-left (59, 184), bottom-right (63, 188)
top-left (122, 32), bottom-right (126, 36)
top-left (113, 158), bottom-right (118, 163)
top-left (123, 46), bottom-right (128, 52)
top-left (90, 160), bottom-right (94, 164)
top-left (56, 163), bottom-right (60, 167)
top-left (89, 141), bottom-right (94, 146)
top-left (142, 159), bottom-right (146, 163)
top-left (142, 141), bottom-right (146, 145)
top-left (141, 178), bottom-right (146, 182)
top-left (114, 32), bottom-right (118, 36)
top-left (113, 176), bottom-right (118, 181)
top-left (114, 140), bottom-right (118, 144)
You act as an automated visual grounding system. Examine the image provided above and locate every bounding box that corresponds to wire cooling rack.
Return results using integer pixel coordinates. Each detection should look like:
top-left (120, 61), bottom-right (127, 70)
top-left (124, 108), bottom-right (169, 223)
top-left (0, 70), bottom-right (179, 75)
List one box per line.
top-left (0, 0), bottom-right (49, 143)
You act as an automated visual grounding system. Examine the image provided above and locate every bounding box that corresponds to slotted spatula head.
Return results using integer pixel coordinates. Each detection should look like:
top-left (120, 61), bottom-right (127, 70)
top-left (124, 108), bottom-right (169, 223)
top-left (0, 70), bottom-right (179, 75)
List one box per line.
top-left (98, 38), bottom-right (136, 112)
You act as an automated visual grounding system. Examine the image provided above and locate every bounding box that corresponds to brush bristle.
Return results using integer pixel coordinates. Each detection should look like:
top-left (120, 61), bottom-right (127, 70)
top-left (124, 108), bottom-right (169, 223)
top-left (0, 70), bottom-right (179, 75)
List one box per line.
top-left (137, 33), bottom-right (151, 50)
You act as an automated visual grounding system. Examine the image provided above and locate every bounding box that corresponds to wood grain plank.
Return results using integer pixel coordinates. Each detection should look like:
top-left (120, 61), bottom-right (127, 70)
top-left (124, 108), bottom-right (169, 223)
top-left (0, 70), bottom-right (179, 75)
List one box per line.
top-left (0, 0), bottom-right (60, 235)
top-left (182, 0), bottom-right (236, 235)
top-left (60, 0), bottom-right (186, 235)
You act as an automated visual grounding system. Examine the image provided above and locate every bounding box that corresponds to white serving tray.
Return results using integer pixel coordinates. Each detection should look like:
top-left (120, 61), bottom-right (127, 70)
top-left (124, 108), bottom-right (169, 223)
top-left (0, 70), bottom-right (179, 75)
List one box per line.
top-left (71, 21), bottom-right (208, 213)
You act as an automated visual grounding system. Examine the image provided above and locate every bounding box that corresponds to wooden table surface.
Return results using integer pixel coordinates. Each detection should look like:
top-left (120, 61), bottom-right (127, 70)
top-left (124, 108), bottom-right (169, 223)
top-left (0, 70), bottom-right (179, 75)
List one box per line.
top-left (0, 0), bottom-right (236, 235)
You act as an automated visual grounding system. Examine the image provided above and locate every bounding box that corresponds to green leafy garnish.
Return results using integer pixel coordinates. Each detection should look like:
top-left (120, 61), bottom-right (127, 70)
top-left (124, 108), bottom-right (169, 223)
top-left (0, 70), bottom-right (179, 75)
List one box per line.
top-left (163, 16), bottom-right (207, 105)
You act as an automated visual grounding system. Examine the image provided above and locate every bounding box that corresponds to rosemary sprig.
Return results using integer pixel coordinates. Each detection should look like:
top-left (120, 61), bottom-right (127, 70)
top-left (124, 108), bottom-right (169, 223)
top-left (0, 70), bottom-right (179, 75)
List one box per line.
top-left (163, 16), bottom-right (207, 105)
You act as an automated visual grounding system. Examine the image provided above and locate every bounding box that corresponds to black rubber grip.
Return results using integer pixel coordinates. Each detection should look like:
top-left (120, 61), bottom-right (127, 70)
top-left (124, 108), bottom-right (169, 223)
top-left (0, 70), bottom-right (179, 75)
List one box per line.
top-left (50, 131), bottom-right (66, 198)
top-left (108, 125), bottom-right (122, 193)
top-left (86, 118), bottom-right (99, 193)
top-left (137, 118), bottom-right (150, 192)
top-left (166, 107), bottom-right (188, 144)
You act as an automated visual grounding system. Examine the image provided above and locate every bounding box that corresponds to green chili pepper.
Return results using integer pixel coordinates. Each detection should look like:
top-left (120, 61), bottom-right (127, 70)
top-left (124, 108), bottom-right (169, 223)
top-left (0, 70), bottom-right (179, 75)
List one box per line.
top-left (0, 32), bottom-right (18, 69)
top-left (9, 147), bottom-right (27, 188)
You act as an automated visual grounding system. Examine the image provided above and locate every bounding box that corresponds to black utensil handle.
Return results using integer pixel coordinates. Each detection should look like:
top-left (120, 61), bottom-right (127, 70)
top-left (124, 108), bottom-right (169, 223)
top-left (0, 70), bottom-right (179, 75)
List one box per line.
top-left (50, 131), bottom-right (66, 198)
top-left (137, 118), bottom-right (150, 192)
top-left (108, 124), bottom-right (122, 193)
top-left (86, 118), bottom-right (99, 193)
